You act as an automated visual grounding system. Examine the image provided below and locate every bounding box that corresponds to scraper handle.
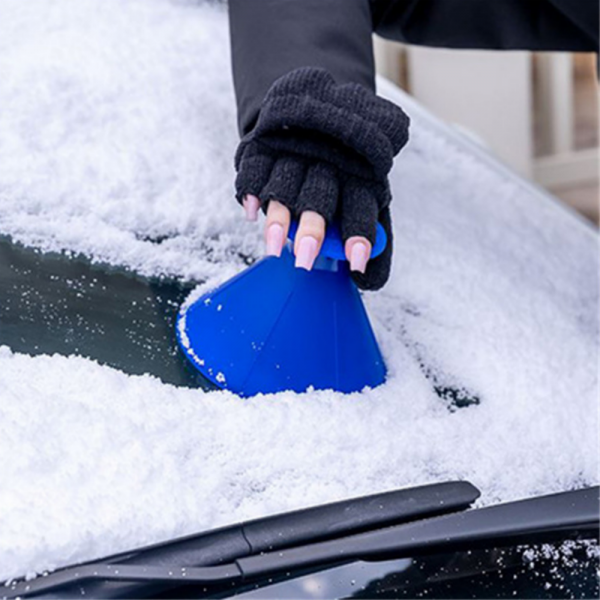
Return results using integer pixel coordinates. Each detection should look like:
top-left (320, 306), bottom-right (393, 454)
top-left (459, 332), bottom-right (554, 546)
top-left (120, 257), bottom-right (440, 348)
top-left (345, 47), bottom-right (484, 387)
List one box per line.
top-left (287, 220), bottom-right (387, 262)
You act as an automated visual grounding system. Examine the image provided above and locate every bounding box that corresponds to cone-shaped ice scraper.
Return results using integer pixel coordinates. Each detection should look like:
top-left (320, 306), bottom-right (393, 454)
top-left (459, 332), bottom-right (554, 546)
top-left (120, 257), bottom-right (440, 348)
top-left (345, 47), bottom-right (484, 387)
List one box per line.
top-left (176, 222), bottom-right (387, 396)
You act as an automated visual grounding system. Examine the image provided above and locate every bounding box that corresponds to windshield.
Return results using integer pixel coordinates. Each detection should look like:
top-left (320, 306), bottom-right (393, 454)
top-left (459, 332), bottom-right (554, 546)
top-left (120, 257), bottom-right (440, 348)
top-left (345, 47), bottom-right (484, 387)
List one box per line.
top-left (0, 234), bottom-right (208, 388)
top-left (124, 542), bottom-right (600, 599)
top-left (238, 543), bottom-right (600, 600)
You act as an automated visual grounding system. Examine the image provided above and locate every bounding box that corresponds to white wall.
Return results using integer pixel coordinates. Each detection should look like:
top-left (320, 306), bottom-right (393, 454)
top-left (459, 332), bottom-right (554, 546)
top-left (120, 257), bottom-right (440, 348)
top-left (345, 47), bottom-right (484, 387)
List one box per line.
top-left (406, 47), bottom-right (533, 177)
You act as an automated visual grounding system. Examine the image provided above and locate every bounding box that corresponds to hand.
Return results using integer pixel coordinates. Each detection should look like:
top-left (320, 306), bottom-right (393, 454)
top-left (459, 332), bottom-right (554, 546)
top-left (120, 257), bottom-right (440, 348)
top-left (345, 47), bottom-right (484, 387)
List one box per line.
top-left (242, 195), bottom-right (372, 274)
top-left (235, 67), bottom-right (409, 290)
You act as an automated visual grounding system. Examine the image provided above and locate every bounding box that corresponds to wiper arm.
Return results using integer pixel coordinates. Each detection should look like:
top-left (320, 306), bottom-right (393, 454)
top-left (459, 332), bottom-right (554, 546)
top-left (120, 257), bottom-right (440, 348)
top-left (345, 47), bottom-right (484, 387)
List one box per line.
top-left (239, 485), bottom-right (599, 580)
top-left (3, 480), bottom-right (479, 599)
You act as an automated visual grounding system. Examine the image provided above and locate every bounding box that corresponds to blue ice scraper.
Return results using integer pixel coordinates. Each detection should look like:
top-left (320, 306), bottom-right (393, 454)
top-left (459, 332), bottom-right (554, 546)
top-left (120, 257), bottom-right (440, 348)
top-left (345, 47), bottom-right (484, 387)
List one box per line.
top-left (177, 221), bottom-right (388, 396)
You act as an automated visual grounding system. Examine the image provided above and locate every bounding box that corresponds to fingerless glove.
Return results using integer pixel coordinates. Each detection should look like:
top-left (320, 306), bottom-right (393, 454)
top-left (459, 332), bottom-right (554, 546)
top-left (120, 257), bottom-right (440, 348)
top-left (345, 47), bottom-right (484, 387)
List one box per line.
top-left (235, 67), bottom-right (410, 290)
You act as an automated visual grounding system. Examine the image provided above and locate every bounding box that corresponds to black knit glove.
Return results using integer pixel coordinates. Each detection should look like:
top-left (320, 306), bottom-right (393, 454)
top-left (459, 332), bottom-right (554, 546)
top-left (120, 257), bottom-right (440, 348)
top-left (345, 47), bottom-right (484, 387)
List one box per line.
top-left (234, 67), bottom-right (410, 290)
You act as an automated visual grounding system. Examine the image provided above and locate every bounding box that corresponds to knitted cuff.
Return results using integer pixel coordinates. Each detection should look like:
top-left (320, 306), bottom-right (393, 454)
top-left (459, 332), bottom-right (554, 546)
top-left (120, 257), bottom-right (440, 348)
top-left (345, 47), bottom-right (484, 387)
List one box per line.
top-left (248, 67), bottom-right (410, 179)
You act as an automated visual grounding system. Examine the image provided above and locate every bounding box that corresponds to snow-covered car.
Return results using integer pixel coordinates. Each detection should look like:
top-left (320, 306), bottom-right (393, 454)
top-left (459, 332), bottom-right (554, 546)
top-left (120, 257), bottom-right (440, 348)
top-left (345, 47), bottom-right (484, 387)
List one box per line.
top-left (1, 1), bottom-right (597, 598)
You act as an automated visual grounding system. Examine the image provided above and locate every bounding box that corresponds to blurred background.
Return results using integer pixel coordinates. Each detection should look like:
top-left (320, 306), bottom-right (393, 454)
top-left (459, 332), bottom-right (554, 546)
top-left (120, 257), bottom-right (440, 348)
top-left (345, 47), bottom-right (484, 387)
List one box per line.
top-left (374, 41), bottom-right (599, 225)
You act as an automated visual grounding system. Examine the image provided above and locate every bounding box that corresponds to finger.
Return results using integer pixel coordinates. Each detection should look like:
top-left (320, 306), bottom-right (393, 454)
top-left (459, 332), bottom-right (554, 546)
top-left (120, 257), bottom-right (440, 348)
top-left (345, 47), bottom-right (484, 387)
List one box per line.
top-left (235, 144), bottom-right (274, 203)
top-left (242, 194), bottom-right (261, 221)
top-left (344, 236), bottom-right (372, 274)
top-left (294, 210), bottom-right (326, 271)
top-left (265, 200), bottom-right (291, 257)
top-left (260, 156), bottom-right (305, 214)
top-left (340, 178), bottom-right (379, 245)
top-left (295, 163), bottom-right (338, 223)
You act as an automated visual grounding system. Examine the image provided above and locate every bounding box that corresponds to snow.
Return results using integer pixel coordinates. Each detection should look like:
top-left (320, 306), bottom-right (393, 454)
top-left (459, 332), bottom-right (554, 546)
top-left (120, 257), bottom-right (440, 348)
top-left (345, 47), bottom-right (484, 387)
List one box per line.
top-left (0, 0), bottom-right (598, 583)
top-left (0, 0), bottom-right (248, 282)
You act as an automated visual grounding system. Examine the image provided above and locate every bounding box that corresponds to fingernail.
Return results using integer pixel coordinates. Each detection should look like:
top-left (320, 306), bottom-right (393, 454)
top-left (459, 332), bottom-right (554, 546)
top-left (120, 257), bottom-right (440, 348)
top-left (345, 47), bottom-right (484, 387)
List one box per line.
top-left (266, 222), bottom-right (284, 257)
top-left (349, 242), bottom-right (369, 273)
top-left (244, 195), bottom-right (260, 221)
top-left (295, 236), bottom-right (318, 271)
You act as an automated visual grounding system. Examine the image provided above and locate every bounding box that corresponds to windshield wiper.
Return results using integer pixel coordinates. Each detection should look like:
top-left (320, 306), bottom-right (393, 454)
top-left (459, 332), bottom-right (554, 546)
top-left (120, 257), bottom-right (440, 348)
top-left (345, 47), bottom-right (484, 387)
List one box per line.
top-left (238, 485), bottom-right (598, 579)
top-left (3, 480), bottom-right (479, 599)
top-left (6, 484), bottom-right (598, 599)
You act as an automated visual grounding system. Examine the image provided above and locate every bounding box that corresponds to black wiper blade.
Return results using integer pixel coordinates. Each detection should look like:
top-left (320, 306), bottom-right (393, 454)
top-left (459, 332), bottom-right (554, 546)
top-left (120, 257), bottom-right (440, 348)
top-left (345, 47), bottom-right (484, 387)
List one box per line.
top-left (5, 564), bottom-right (242, 596)
top-left (238, 485), bottom-right (599, 580)
top-left (3, 480), bottom-right (479, 599)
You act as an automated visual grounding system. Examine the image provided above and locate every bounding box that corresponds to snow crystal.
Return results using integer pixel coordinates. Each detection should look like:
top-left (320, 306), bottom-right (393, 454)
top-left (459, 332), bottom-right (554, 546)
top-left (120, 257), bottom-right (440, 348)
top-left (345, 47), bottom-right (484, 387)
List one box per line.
top-left (0, 0), bottom-right (597, 583)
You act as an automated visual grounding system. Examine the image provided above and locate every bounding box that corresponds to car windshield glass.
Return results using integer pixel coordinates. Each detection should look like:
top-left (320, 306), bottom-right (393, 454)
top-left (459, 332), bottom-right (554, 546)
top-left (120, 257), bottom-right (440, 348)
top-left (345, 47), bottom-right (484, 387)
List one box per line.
top-left (227, 543), bottom-right (600, 600)
top-left (0, 234), bottom-right (211, 389)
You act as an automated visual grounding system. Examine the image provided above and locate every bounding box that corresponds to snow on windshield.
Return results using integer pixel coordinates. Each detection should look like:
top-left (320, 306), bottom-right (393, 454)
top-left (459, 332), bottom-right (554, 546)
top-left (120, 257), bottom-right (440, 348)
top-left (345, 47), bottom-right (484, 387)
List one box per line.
top-left (0, 0), bottom-right (597, 582)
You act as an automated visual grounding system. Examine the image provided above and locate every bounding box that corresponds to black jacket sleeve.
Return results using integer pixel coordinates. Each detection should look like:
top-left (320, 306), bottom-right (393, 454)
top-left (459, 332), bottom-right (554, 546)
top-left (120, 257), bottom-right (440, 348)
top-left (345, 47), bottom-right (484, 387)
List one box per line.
top-left (228, 0), bottom-right (375, 136)
top-left (371, 0), bottom-right (599, 53)
top-left (229, 0), bottom-right (598, 137)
